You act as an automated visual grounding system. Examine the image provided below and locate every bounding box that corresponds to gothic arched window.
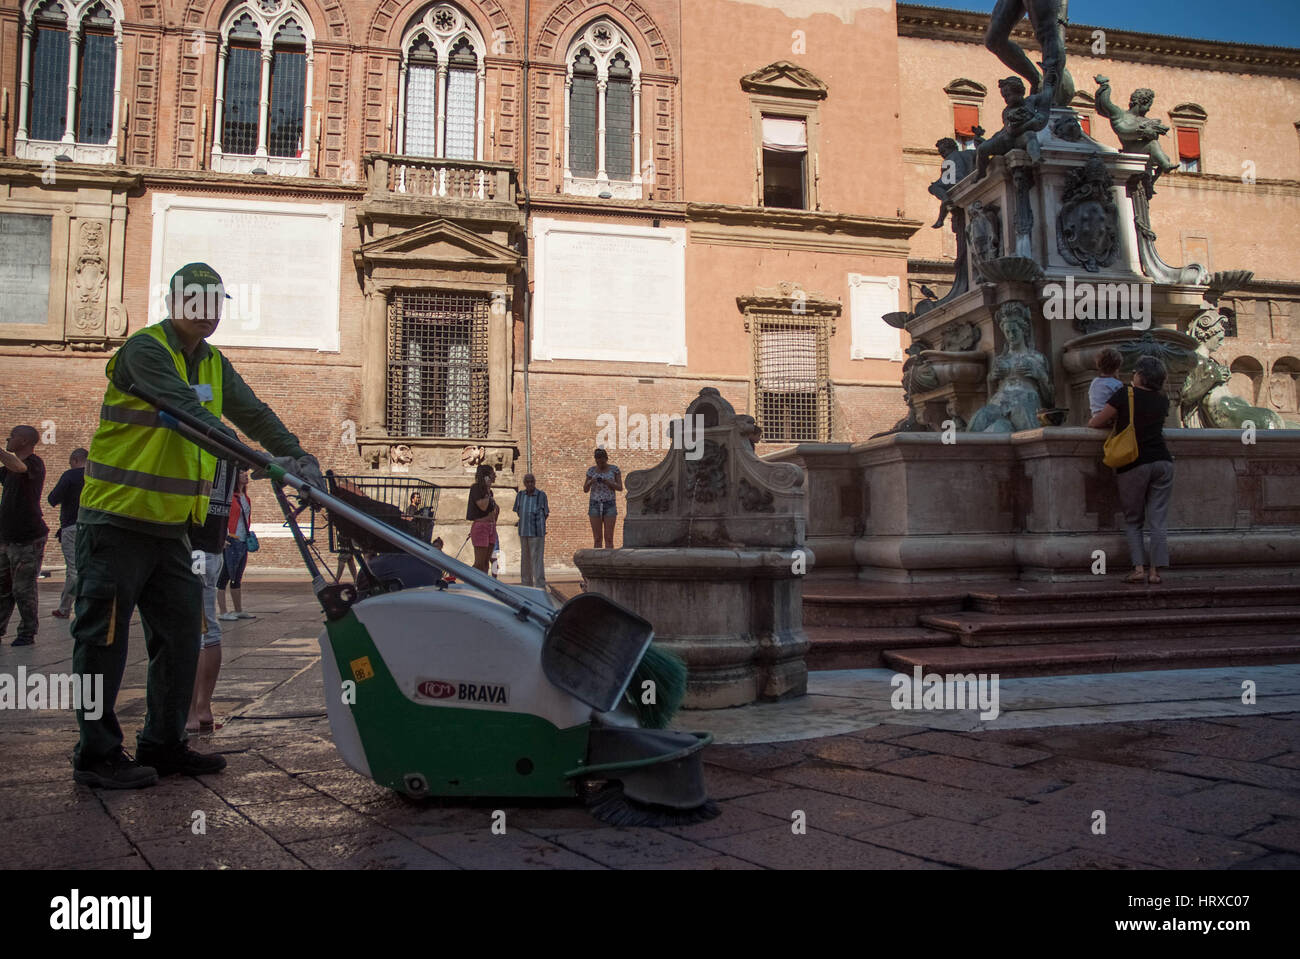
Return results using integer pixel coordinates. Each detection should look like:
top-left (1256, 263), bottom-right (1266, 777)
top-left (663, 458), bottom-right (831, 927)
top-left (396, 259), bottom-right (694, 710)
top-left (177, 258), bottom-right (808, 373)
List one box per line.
top-left (398, 4), bottom-right (486, 162)
top-left (564, 19), bottom-right (643, 198)
top-left (212, 0), bottom-right (314, 176)
top-left (17, 0), bottom-right (123, 164)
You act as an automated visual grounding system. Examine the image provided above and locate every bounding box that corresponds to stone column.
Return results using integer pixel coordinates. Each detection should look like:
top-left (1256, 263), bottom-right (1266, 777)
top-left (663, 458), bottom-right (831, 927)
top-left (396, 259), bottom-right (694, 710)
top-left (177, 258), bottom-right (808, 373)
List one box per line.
top-left (476, 67), bottom-right (486, 161)
top-left (108, 29), bottom-right (123, 152)
top-left (488, 288), bottom-right (509, 437)
top-left (596, 76), bottom-right (607, 184)
top-left (562, 75), bottom-right (572, 181)
top-left (435, 64), bottom-right (448, 158)
top-left (16, 20), bottom-right (33, 141)
top-left (212, 44), bottom-right (227, 156)
top-left (256, 45), bottom-right (272, 158)
top-left (361, 282), bottom-right (390, 433)
top-left (302, 48), bottom-right (314, 160)
top-left (62, 28), bottom-right (80, 145)
top-left (395, 55), bottom-right (408, 155)
top-left (631, 81), bottom-right (642, 186)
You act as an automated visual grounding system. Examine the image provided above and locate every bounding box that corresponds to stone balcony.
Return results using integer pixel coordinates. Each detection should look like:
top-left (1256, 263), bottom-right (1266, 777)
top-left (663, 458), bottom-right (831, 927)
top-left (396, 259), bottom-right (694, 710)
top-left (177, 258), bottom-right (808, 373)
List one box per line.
top-left (361, 154), bottom-right (522, 228)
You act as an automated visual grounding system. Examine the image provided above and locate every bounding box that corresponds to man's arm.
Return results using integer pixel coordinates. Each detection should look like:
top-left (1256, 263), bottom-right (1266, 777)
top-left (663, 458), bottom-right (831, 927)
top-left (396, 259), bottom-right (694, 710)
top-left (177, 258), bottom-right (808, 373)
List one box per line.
top-left (0, 448), bottom-right (26, 473)
top-left (512, 491), bottom-right (523, 515)
top-left (220, 357), bottom-right (308, 459)
top-left (111, 336), bottom-right (238, 440)
top-left (47, 471), bottom-right (69, 506)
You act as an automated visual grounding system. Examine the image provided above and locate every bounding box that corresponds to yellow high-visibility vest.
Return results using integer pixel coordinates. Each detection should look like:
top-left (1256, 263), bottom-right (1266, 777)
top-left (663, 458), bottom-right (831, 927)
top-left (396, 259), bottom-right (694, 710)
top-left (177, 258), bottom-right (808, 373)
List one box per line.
top-left (81, 324), bottom-right (225, 528)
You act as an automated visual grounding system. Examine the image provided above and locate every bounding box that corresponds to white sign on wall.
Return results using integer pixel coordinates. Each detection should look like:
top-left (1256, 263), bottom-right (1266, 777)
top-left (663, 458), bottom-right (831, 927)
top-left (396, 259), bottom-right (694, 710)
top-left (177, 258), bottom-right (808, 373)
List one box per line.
top-left (532, 217), bottom-right (686, 365)
top-left (848, 273), bottom-right (903, 361)
top-left (148, 194), bottom-right (345, 352)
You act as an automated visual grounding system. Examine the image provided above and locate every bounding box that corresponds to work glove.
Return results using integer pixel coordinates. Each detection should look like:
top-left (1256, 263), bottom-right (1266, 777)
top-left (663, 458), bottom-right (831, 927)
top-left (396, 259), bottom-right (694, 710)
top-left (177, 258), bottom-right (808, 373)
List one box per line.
top-left (294, 453), bottom-right (327, 492)
top-left (253, 454), bottom-right (326, 492)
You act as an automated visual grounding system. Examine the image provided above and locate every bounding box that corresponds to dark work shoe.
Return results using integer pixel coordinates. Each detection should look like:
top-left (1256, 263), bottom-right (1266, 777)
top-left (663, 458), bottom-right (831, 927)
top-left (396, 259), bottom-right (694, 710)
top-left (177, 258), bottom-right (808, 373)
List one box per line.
top-left (135, 743), bottom-right (228, 776)
top-left (12, 635), bottom-right (34, 646)
top-left (73, 749), bottom-right (159, 790)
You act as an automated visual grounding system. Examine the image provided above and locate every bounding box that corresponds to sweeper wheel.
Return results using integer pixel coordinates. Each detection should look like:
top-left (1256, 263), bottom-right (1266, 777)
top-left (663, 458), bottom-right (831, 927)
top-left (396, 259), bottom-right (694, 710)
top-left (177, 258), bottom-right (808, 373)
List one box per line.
top-left (581, 781), bottom-right (721, 828)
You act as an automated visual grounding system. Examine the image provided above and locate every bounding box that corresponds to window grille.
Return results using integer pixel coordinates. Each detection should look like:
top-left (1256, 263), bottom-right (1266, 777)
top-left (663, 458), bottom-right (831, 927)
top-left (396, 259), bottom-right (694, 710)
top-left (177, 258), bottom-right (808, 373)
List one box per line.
top-left (223, 44), bottom-right (262, 155)
top-left (605, 53), bottom-right (633, 180)
top-left (386, 291), bottom-right (490, 439)
top-left (404, 42), bottom-right (438, 157)
top-left (753, 318), bottom-right (831, 442)
top-left (569, 50), bottom-right (598, 177)
top-left (29, 22), bottom-right (69, 142)
top-left (77, 30), bottom-right (116, 144)
top-left (268, 47), bottom-right (306, 156)
top-left (444, 44), bottom-right (477, 161)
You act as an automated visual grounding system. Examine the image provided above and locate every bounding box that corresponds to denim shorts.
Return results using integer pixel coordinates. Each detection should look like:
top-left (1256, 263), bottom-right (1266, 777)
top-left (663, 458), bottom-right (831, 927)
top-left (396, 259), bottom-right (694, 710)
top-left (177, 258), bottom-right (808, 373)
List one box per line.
top-left (589, 500), bottom-right (617, 518)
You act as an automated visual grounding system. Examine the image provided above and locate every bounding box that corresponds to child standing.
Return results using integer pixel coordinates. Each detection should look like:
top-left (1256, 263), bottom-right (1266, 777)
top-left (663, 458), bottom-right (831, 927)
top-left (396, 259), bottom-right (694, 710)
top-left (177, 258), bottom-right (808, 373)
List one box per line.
top-left (1089, 348), bottom-right (1125, 417)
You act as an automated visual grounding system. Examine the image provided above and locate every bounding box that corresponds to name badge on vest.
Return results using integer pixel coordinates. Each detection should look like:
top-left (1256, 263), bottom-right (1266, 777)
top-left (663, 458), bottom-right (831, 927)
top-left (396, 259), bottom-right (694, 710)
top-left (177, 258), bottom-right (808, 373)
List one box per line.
top-left (193, 383), bottom-right (215, 403)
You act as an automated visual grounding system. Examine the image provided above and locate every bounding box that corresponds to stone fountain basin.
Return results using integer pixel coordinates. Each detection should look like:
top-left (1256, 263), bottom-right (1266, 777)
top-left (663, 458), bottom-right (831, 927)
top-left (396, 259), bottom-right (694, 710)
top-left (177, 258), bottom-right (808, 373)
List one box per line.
top-left (919, 350), bottom-right (990, 388)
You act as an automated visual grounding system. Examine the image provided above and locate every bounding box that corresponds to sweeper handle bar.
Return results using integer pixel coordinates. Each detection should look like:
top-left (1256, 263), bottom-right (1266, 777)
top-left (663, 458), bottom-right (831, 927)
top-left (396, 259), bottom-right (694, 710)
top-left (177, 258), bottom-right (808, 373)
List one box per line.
top-left (125, 382), bottom-right (558, 629)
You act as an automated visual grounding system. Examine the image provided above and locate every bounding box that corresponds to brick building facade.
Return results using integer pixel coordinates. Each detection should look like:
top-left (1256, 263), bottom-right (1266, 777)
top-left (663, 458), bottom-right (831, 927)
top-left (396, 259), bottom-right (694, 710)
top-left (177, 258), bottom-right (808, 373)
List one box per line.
top-left (0, 0), bottom-right (1296, 575)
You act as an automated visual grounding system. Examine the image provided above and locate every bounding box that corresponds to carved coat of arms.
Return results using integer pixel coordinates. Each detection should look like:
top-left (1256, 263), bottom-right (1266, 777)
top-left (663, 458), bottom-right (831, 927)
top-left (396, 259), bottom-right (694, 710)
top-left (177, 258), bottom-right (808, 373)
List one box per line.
top-left (1056, 156), bottom-right (1119, 272)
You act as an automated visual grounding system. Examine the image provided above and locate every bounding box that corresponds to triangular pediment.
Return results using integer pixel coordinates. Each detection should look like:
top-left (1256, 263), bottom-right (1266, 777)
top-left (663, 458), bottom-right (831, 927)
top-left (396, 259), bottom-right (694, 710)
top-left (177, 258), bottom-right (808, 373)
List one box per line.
top-left (740, 61), bottom-right (828, 100)
top-left (358, 219), bottom-right (520, 269)
top-left (944, 78), bottom-right (988, 100)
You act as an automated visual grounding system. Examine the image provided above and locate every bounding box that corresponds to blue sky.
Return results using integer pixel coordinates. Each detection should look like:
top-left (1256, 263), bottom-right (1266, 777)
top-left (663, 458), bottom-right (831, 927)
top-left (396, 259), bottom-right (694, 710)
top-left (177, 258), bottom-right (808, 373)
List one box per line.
top-left (915, 0), bottom-right (1300, 48)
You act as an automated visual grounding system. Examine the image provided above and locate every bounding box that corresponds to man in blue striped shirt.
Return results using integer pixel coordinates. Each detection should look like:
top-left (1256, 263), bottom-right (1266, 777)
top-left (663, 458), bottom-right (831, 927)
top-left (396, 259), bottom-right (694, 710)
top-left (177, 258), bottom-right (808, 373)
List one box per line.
top-left (512, 474), bottom-right (549, 589)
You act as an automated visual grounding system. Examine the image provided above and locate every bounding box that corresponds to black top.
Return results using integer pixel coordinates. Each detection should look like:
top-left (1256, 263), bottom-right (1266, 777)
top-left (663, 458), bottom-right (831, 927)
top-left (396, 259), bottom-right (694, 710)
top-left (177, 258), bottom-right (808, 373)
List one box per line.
top-left (0, 454), bottom-right (49, 544)
top-left (1107, 386), bottom-right (1173, 474)
top-left (190, 460), bottom-right (237, 555)
top-left (466, 481), bottom-right (495, 521)
top-left (47, 466), bottom-right (85, 531)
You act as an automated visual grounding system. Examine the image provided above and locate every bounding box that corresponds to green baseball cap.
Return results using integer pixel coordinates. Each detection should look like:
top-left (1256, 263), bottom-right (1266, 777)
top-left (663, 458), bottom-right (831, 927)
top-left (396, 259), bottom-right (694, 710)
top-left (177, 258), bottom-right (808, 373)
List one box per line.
top-left (168, 262), bottom-right (231, 299)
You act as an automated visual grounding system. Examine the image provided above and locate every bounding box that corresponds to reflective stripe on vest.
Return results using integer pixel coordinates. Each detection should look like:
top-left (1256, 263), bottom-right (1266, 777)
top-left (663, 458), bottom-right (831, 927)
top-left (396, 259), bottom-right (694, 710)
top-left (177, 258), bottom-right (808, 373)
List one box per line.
top-left (80, 323), bottom-right (224, 527)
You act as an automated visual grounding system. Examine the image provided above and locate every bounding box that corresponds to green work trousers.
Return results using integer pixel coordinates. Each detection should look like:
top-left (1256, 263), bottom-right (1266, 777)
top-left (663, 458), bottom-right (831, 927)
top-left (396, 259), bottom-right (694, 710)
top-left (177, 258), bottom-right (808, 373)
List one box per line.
top-left (72, 522), bottom-right (201, 765)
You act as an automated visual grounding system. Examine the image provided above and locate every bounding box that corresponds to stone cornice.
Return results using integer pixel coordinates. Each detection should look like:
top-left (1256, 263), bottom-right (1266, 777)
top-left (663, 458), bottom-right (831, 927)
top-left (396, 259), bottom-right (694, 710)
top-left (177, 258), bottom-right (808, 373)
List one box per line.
top-left (687, 202), bottom-right (923, 241)
top-left (141, 167), bottom-right (364, 198)
top-left (897, 4), bottom-right (1300, 77)
top-left (0, 159), bottom-right (141, 191)
top-left (527, 195), bottom-right (687, 220)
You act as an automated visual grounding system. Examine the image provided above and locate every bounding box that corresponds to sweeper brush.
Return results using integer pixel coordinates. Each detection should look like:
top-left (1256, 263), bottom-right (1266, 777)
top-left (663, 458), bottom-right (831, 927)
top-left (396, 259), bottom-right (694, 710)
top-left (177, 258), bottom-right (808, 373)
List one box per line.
top-left (132, 384), bottom-right (719, 828)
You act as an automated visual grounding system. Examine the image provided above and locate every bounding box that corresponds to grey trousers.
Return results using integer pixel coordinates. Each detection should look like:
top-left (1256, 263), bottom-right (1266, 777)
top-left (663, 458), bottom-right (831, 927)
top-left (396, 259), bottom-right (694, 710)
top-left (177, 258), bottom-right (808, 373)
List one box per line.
top-left (58, 526), bottom-right (78, 614)
top-left (520, 536), bottom-right (547, 588)
top-left (1116, 460), bottom-right (1174, 569)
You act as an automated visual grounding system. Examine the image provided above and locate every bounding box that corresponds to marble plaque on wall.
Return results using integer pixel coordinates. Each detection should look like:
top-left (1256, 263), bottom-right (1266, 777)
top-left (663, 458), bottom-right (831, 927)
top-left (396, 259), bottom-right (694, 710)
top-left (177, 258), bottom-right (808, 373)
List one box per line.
top-left (148, 194), bottom-right (345, 351)
top-left (0, 214), bottom-right (52, 326)
top-left (532, 218), bottom-right (686, 364)
top-left (848, 273), bottom-right (902, 361)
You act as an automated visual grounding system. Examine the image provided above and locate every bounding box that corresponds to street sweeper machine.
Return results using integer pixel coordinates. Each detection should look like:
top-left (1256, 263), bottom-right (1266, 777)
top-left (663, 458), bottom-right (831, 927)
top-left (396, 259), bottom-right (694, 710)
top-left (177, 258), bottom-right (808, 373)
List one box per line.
top-left (132, 384), bottom-right (719, 828)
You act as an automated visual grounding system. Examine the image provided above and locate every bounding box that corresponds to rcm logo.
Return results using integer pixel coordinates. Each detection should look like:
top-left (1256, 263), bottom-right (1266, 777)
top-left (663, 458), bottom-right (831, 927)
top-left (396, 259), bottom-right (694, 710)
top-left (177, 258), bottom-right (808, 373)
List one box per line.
top-left (418, 680), bottom-right (456, 699)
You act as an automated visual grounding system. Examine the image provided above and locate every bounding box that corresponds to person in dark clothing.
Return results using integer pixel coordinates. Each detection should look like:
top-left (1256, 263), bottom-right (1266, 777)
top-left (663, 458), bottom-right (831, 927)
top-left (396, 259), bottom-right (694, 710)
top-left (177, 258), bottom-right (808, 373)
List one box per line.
top-left (0, 425), bottom-right (49, 646)
top-left (48, 448), bottom-right (87, 619)
top-left (1089, 355), bottom-right (1175, 585)
top-left (466, 464), bottom-right (498, 574)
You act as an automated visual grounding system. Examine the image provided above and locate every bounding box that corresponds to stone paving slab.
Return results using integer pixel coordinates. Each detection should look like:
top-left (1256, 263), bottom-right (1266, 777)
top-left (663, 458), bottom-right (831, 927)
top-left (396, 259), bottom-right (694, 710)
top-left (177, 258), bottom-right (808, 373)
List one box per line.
top-left (4, 586), bottom-right (1300, 870)
top-left (285, 829), bottom-right (459, 870)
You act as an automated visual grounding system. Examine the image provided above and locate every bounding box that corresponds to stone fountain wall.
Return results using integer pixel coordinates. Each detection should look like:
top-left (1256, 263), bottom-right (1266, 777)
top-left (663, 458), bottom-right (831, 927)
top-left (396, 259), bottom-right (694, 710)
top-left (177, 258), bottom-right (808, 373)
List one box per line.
top-left (575, 388), bottom-right (812, 708)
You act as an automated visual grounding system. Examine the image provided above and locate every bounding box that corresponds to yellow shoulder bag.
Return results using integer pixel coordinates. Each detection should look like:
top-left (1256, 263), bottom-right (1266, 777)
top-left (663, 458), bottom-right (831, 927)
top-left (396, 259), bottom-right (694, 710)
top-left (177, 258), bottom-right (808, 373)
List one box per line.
top-left (1102, 387), bottom-right (1139, 469)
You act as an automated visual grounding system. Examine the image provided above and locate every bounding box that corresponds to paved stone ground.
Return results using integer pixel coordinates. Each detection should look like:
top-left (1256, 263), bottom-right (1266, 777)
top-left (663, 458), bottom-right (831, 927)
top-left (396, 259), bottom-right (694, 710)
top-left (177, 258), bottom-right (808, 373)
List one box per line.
top-left (3, 583), bottom-right (1300, 870)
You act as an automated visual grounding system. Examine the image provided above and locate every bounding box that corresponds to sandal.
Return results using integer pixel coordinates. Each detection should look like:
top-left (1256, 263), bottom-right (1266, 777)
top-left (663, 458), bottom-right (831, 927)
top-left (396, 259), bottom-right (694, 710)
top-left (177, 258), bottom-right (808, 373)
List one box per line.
top-left (1147, 571), bottom-right (1163, 585)
top-left (1124, 569), bottom-right (1147, 584)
